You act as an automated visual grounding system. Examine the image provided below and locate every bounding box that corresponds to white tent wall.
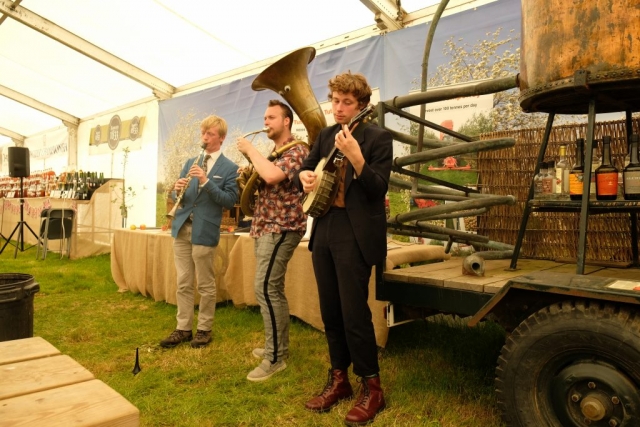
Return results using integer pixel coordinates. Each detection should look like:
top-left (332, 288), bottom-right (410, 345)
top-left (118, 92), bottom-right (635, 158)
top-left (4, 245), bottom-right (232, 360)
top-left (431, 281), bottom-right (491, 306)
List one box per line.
top-left (76, 100), bottom-right (159, 228)
top-left (2, 0), bottom-right (515, 230)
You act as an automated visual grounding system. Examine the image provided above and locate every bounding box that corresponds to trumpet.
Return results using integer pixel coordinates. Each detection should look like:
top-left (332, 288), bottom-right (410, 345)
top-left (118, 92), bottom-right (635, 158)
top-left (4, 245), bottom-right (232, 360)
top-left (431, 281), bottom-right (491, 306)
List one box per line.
top-left (166, 143), bottom-right (207, 219)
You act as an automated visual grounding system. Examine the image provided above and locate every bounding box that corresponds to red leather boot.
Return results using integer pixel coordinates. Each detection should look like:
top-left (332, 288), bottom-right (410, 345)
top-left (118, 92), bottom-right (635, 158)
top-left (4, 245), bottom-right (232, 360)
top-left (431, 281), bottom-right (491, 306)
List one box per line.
top-left (344, 375), bottom-right (385, 426)
top-left (305, 368), bottom-right (353, 412)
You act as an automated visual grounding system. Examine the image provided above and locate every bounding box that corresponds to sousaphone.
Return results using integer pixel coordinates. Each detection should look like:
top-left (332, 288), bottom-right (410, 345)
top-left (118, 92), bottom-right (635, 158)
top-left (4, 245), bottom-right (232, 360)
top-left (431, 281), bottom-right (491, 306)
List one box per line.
top-left (237, 46), bottom-right (327, 217)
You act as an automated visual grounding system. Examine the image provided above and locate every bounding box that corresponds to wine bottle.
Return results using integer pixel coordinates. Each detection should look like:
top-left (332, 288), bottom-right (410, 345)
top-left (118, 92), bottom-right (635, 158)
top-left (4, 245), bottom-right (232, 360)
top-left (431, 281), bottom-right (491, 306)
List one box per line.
top-left (569, 138), bottom-right (585, 201)
top-left (589, 144), bottom-right (600, 197)
top-left (623, 134), bottom-right (640, 200)
top-left (546, 160), bottom-right (556, 197)
top-left (534, 162), bottom-right (546, 199)
top-left (595, 136), bottom-right (618, 200)
top-left (555, 145), bottom-right (569, 198)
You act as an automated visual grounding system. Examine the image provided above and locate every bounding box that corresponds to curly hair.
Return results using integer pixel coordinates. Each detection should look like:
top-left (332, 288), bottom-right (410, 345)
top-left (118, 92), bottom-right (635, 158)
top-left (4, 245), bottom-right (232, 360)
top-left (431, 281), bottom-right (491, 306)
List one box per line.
top-left (327, 72), bottom-right (372, 107)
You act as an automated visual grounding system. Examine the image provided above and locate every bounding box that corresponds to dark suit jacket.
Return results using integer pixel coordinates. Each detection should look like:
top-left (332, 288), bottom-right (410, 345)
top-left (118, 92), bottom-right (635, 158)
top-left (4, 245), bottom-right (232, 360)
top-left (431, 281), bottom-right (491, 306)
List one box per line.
top-left (293, 123), bottom-right (393, 266)
top-left (170, 153), bottom-right (238, 247)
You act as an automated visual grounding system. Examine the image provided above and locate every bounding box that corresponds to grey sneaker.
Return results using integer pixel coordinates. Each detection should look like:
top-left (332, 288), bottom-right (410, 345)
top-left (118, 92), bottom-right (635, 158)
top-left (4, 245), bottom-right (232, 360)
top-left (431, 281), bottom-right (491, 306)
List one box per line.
top-left (246, 359), bottom-right (287, 382)
top-left (190, 330), bottom-right (212, 348)
top-left (160, 329), bottom-right (192, 348)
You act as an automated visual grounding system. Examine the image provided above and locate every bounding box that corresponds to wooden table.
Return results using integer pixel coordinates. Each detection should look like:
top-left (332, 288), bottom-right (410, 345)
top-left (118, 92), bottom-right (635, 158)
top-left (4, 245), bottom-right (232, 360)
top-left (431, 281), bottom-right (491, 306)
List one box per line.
top-left (0, 336), bottom-right (139, 426)
top-left (223, 235), bottom-right (450, 347)
top-left (111, 228), bottom-right (449, 347)
top-left (1, 180), bottom-right (123, 259)
top-left (110, 229), bottom-right (239, 304)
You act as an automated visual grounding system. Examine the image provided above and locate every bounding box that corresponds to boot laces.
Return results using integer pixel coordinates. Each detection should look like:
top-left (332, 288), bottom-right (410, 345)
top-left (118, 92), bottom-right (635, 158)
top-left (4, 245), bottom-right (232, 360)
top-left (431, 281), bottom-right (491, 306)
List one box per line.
top-left (320, 370), bottom-right (334, 396)
top-left (355, 377), bottom-right (371, 406)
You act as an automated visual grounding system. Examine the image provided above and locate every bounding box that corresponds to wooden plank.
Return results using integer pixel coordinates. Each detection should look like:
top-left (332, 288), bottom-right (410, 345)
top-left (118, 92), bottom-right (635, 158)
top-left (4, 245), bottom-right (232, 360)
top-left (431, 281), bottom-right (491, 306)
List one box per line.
top-left (484, 279), bottom-right (511, 294)
top-left (443, 259), bottom-right (564, 292)
top-left (546, 264), bottom-right (605, 275)
top-left (0, 379), bottom-right (139, 427)
top-left (0, 355), bottom-right (94, 400)
top-left (589, 268), bottom-right (640, 280)
top-left (384, 258), bottom-right (463, 285)
top-left (0, 337), bottom-right (60, 366)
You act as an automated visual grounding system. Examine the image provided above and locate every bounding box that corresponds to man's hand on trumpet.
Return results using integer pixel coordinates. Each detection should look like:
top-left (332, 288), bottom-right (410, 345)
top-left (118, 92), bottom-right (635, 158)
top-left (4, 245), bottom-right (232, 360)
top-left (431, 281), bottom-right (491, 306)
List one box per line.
top-left (298, 170), bottom-right (317, 194)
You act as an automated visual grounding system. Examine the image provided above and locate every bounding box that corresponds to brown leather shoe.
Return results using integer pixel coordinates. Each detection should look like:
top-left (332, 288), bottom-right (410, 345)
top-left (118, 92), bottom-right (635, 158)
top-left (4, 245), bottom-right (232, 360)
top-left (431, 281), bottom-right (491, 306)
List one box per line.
top-left (305, 369), bottom-right (353, 412)
top-left (344, 375), bottom-right (385, 426)
top-left (190, 329), bottom-right (212, 348)
top-left (159, 329), bottom-right (192, 348)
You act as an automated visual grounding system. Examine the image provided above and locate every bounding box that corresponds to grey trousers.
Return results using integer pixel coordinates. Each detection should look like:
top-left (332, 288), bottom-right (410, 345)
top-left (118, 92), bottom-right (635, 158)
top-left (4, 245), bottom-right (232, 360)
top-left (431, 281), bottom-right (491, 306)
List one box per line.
top-left (173, 224), bottom-right (217, 332)
top-left (254, 232), bottom-right (302, 364)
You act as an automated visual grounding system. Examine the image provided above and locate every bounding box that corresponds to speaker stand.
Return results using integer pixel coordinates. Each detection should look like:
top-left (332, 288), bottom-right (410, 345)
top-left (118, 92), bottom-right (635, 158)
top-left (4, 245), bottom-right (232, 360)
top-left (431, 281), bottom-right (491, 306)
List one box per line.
top-left (0, 177), bottom-right (41, 258)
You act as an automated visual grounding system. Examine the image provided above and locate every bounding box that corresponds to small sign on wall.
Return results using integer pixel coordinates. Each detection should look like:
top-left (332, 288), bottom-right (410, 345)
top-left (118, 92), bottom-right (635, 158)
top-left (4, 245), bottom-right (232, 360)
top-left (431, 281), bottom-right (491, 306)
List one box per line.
top-left (90, 115), bottom-right (146, 149)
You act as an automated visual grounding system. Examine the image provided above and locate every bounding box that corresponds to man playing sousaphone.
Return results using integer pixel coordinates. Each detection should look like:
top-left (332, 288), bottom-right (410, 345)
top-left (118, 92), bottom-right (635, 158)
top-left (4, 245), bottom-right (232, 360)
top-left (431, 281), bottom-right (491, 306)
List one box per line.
top-left (236, 99), bottom-right (309, 381)
top-left (293, 72), bottom-right (392, 426)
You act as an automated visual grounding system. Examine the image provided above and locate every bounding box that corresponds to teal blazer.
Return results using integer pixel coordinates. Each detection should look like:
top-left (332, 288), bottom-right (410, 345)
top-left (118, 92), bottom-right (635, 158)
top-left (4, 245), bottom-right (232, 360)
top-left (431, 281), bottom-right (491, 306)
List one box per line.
top-left (170, 153), bottom-right (238, 247)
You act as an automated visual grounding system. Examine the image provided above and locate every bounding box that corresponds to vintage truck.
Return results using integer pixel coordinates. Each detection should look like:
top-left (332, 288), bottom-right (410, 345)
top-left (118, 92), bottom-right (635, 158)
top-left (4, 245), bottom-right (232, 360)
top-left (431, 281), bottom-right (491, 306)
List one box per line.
top-left (376, 0), bottom-right (640, 424)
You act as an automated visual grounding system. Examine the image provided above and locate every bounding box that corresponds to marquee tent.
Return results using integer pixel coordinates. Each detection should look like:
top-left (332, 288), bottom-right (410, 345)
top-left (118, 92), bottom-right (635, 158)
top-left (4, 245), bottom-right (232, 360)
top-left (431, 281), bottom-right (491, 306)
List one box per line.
top-left (0, 0), bottom-right (514, 227)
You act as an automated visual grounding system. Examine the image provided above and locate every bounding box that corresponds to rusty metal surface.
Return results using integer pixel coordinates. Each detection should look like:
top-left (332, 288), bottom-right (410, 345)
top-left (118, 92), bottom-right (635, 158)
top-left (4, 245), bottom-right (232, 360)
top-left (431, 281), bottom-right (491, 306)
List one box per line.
top-left (519, 0), bottom-right (640, 114)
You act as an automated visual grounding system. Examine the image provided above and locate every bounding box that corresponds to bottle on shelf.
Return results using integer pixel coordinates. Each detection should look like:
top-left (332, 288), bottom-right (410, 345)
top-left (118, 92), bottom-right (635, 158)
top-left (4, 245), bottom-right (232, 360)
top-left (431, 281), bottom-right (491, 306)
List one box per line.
top-left (542, 160), bottom-right (555, 198)
top-left (589, 143), bottom-right (600, 198)
top-left (555, 145), bottom-right (569, 198)
top-left (623, 134), bottom-right (640, 200)
top-left (595, 135), bottom-right (618, 200)
top-left (569, 138), bottom-right (585, 201)
top-left (533, 162), bottom-right (546, 199)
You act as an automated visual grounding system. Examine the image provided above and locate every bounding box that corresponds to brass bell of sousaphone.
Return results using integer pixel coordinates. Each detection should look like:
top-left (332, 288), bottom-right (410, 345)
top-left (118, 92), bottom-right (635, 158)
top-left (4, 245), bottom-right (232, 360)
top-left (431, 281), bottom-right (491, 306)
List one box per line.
top-left (238, 46), bottom-right (327, 217)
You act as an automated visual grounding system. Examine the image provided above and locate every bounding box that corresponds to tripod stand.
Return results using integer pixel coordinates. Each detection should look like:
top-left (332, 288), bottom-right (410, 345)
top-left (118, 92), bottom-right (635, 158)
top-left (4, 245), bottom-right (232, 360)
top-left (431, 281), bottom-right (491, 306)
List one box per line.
top-left (0, 177), bottom-right (41, 258)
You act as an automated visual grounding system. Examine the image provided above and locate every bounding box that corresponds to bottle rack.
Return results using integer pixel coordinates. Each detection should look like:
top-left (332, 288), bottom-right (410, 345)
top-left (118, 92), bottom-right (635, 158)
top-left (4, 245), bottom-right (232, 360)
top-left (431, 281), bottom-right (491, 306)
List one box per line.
top-left (510, 100), bottom-right (640, 274)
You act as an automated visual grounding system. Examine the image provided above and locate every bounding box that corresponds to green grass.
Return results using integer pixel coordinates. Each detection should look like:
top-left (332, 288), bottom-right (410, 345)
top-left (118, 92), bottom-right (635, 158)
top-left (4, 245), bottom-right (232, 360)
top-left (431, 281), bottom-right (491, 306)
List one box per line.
top-left (1, 246), bottom-right (505, 427)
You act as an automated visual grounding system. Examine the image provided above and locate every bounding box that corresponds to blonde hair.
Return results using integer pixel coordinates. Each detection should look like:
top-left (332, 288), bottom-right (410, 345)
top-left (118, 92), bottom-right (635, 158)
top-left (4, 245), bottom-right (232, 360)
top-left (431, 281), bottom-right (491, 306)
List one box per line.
top-left (200, 115), bottom-right (228, 138)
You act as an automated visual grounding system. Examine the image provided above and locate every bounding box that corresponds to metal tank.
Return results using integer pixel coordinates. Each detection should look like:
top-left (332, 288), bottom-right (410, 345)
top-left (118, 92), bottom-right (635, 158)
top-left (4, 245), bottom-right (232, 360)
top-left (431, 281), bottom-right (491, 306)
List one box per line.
top-left (519, 0), bottom-right (640, 114)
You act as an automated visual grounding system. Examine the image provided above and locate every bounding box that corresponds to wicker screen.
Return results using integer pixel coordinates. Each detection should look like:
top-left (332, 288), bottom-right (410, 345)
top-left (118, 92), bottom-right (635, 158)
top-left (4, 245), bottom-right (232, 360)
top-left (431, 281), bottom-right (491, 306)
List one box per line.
top-left (477, 117), bottom-right (640, 264)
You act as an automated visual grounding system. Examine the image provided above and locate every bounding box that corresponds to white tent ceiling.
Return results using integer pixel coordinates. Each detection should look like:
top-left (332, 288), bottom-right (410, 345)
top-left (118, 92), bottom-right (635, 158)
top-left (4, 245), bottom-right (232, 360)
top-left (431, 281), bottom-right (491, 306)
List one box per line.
top-left (0, 0), bottom-right (442, 145)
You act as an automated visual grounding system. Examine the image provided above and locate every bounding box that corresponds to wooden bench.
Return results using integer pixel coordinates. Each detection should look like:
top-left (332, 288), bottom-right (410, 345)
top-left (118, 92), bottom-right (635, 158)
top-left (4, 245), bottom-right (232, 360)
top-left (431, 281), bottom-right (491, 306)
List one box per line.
top-left (0, 337), bottom-right (139, 426)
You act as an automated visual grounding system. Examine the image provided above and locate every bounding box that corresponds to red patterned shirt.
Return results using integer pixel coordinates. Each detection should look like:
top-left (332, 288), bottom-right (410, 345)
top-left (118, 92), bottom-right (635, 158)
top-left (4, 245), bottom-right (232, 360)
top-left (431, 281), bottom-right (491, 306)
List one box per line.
top-left (250, 142), bottom-right (309, 238)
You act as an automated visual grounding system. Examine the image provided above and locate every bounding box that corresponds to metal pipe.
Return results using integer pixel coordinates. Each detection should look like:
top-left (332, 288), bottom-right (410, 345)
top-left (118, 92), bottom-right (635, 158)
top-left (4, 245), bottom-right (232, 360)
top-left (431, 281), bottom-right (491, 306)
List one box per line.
top-left (386, 75), bottom-right (519, 110)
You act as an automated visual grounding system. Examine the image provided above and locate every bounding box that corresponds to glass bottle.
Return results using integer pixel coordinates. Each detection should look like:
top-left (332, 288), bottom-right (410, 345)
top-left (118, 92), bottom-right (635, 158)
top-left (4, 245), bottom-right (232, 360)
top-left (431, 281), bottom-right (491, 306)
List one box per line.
top-left (595, 136), bottom-right (618, 200)
top-left (542, 160), bottom-right (555, 198)
top-left (569, 138), bottom-right (585, 201)
top-left (623, 134), bottom-right (640, 200)
top-left (533, 162), bottom-right (546, 199)
top-left (555, 145), bottom-right (569, 198)
top-left (589, 143), bottom-right (600, 197)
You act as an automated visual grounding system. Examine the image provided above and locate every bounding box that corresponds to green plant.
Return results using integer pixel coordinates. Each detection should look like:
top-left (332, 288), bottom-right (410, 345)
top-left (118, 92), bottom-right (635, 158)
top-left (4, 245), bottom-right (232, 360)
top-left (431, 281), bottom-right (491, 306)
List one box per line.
top-left (112, 146), bottom-right (136, 227)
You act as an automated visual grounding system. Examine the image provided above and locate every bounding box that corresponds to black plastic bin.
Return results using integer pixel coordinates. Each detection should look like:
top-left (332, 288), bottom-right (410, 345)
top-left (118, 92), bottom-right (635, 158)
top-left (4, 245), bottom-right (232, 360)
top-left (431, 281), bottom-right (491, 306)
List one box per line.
top-left (0, 273), bottom-right (40, 342)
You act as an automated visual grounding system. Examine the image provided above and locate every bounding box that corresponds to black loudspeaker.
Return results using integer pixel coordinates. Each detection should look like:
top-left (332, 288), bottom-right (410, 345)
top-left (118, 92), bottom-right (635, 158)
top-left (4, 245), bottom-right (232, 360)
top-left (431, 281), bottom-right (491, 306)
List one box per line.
top-left (8, 147), bottom-right (30, 178)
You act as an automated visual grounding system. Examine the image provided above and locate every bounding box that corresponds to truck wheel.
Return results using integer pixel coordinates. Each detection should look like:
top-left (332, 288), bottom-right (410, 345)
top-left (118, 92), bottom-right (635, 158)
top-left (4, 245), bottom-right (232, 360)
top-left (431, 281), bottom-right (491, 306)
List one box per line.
top-left (495, 300), bottom-right (640, 427)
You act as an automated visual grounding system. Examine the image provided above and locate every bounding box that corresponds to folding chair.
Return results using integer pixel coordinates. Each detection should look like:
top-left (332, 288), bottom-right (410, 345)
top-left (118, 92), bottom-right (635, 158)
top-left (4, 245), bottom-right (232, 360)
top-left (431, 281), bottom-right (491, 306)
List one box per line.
top-left (36, 208), bottom-right (75, 259)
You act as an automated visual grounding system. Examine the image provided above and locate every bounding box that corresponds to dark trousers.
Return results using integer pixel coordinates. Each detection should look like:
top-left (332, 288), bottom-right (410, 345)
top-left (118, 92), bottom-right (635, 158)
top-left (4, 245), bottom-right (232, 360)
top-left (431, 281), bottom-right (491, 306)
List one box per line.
top-left (311, 208), bottom-right (379, 377)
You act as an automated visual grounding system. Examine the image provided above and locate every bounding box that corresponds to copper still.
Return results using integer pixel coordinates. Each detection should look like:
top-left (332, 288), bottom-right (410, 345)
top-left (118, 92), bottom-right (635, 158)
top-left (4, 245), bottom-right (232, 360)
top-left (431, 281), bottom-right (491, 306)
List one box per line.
top-left (519, 0), bottom-right (640, 114)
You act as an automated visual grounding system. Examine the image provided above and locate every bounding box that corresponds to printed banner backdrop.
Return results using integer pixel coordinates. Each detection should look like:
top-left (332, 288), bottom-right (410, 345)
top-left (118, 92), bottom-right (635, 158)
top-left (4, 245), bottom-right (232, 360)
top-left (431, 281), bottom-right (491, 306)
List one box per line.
top-left (158, 0), bottom-right (521, 180)
top-left (24, 126), bottom-right (69, 174)
top-left (409, 93), bottom-right (494, 142)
